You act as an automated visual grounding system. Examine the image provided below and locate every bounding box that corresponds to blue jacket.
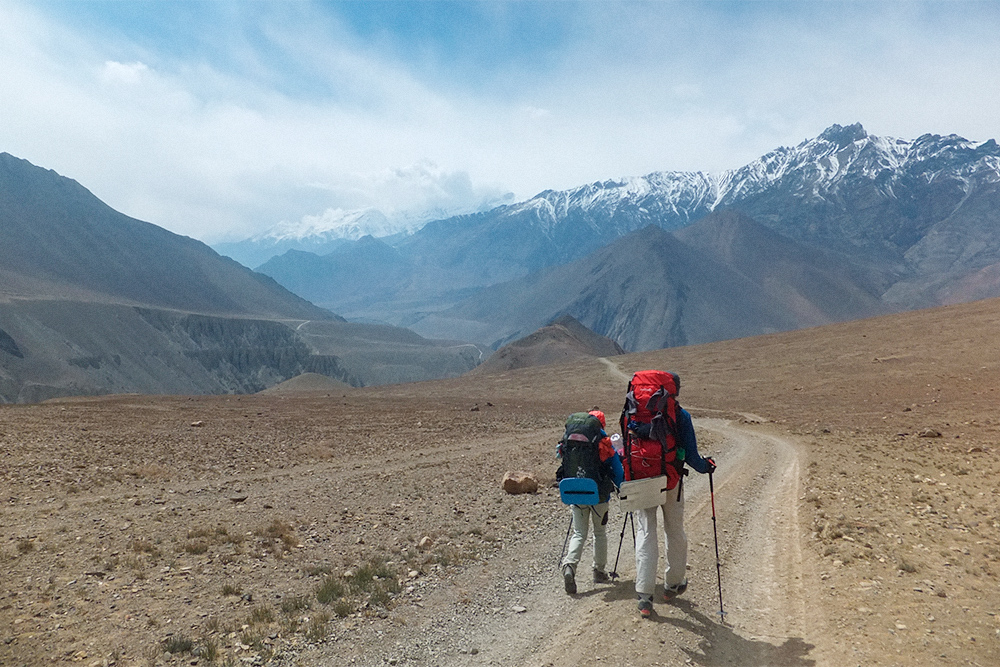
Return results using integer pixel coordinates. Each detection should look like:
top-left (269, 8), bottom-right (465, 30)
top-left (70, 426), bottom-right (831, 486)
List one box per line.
top-left (676, 408), bottom-right (712, 474)
top-left (608, 450), bottom-right (625, 489)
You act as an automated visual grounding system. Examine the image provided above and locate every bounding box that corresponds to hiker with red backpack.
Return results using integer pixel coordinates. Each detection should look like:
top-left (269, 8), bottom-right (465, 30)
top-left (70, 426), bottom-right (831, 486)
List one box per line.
top-left (556, 409), bottom-right (624, 594)
top-left (619, 370), bottom-right (715, 618)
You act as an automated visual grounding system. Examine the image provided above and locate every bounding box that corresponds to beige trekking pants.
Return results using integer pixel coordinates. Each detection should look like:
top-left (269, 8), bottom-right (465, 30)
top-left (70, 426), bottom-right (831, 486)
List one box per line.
top-left (562, 502), bottom-right (609, 573)
top-left (634, 485), bottom-right (687, 596)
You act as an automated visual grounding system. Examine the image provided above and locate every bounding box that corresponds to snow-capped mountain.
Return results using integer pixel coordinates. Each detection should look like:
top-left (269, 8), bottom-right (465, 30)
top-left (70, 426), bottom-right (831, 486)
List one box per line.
top-left (510, 170), bottom-right (718, 236)
top-left (713, 124), bottom-right (1000, 265)
top-left (257, 208), bottom-right (399, 243)
top-left (482, 123), bottom-right (1000, 258)
top-left (718, 123), bottom-right (999, 206)
top-left (233, 122), bottom-right (1000, 273)
top-left (257, 123), bottom-right (1000, 343)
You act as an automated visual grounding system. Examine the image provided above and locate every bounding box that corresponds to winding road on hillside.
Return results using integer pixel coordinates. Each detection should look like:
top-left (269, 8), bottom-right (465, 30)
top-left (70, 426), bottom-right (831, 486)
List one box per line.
top-left (313, 417), bottom-right (829, 667)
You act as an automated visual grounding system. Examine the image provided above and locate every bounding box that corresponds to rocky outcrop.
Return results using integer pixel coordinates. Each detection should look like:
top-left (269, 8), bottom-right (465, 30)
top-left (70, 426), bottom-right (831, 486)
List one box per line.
top-left (0, 302), bottom-right (359, 403)
top-left (135, 309), bottom-right (360, 393)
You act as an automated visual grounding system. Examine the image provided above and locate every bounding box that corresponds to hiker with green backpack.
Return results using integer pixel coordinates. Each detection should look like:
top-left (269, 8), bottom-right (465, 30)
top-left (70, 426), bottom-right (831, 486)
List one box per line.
top-left (619, 370), bottom-right (715, 618)
top-left (556, 409), bottom-right (624, 594)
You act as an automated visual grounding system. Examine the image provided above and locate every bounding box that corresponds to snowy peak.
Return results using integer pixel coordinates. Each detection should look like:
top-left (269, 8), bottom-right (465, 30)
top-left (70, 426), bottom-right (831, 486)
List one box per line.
top-left (819, 122), bottom-right (869, 147)
top-left (716, 123), bottom-right (893, 203)
top-left (501, 170), bottom-right (717, 239)
top-left (215, 194), bottom-right (514, 268)
top-left (714, 124), bottom-right (1000, 210)
top-left (256, 208), bottom-right (395, 243)
top-left (254, 190), bottom-right (516, 245)
top-left (490, 123), bottom-right (1000, 244)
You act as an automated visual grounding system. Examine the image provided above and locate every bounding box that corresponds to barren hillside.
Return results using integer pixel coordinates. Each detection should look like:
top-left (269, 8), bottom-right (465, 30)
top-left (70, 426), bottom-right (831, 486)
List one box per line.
top-left (1, 297), bottom-right (998, 666)
top-left (470, 315), bottom-right (624, 374)
top-left (0, 153), bottom-right (482, 401)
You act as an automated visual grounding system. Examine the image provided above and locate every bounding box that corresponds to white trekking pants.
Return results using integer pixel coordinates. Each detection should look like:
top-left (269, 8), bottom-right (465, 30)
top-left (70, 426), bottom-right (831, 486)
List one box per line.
top-left (562, 502), bottom-right (609, 572)
top-left (634, 485), bottom-right (687, 595)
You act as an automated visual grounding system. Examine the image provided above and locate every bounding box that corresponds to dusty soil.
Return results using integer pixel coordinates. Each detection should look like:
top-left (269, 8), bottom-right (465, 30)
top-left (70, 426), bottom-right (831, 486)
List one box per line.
top-left (2, 297), bottom-right (999, 666)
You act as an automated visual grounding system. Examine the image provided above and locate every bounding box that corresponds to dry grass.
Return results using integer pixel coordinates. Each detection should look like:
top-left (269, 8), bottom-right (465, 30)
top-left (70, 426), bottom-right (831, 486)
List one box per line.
top-left (313, 557), bottom-right (402, 615)
top-left (254, 519), bottom-right (299, 559)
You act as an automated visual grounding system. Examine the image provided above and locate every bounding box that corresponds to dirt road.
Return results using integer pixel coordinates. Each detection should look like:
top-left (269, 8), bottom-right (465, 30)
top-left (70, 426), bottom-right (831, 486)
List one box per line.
top-left (299, 418), bottom-right (827, 667)
top-left (1, 392), bottom-right (829, 667)
top-left (7, 298), bottom-right (1000, 666)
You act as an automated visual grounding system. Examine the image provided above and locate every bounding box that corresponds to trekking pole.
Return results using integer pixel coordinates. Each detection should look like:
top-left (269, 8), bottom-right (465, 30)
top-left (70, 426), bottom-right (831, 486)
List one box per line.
top-left (709, 470), bottom-right (726, 622)
top-left (558, 515), bottom-right (574, 569)
top-left (610, 512), bottom-right (630, 580)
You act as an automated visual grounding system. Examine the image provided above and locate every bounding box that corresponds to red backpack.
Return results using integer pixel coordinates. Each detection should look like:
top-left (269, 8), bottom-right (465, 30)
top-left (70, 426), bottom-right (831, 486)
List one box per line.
top-left (619, 370), bottom-right (685, 489)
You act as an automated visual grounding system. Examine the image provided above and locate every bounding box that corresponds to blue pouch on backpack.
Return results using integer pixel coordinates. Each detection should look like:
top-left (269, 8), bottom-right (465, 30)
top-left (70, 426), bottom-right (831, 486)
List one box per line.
top-left (559, 477), bottom-right (600, 505)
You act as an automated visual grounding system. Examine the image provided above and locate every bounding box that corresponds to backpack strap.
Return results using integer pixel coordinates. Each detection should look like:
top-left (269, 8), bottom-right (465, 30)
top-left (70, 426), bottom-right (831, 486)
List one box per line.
top-left (619, 378), bottom-right (636, 480)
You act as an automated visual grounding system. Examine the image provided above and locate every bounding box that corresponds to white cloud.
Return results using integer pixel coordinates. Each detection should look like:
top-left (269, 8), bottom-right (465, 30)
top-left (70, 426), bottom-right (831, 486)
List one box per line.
top-left (290, 161), bottom-right (511, 224)
top-left (99, 60), bottom-right (149, 85)
top-left (0, 1), bottom-right (998, 244)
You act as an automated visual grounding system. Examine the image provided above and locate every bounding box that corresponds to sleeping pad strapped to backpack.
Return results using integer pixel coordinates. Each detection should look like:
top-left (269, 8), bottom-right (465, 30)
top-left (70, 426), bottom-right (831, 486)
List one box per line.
top-left (619, 370), bottom-right (686, 490)
top-left (556, 412), bottom-right (613, 502)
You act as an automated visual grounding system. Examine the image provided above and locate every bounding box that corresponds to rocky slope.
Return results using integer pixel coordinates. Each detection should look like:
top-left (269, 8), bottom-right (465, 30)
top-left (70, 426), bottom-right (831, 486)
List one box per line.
top-left (0, 154), bottom-right (479, 402)
top-left (413, 210), bottom-right (891, 351)
top-left (0, 153), bottom-right (332, 320)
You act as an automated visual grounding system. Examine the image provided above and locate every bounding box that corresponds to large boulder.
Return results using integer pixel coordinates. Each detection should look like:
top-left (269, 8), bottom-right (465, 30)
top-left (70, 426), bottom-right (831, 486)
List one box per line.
top-left (501, 471), bottom-right (539, 495)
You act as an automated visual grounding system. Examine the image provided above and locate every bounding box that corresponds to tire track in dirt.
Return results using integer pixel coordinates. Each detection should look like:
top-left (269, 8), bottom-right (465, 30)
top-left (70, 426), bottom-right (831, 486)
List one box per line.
top-left (693, 420), bottom-right (827, 666)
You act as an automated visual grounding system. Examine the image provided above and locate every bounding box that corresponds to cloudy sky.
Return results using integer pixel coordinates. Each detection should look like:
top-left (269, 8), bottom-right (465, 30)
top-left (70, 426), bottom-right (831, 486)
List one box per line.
top-left (2, 1), bottom-right (998, 243)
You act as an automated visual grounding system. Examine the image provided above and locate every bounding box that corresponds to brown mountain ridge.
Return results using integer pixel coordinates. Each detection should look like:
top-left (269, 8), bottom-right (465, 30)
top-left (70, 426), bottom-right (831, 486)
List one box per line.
top-left (470, 315), bottom-right (625, 374)
top-left (414, 210), bottom-right (891, 351)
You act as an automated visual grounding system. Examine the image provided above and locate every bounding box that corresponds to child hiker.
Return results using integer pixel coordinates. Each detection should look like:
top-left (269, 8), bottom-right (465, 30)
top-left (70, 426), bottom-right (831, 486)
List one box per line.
top-left (557, 409), bottom-right (624, 594)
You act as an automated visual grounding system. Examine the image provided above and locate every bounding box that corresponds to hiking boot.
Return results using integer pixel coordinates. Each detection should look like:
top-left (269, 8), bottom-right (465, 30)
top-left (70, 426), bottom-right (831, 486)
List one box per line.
top-left (562, 565), bottom-right (577, 594)
top-left (664, 579), bottom-right (688, 600)
top-left (592, 569), bottom-right (610, 584)
top-left (637, 594), bottom-right (653, 618)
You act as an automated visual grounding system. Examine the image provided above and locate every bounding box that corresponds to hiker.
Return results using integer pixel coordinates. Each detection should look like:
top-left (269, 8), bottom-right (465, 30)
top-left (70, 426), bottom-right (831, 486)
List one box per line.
top-left (557, 409), bottom-right (623, 594)
top-left (621, 371), bottom-right (715, 618)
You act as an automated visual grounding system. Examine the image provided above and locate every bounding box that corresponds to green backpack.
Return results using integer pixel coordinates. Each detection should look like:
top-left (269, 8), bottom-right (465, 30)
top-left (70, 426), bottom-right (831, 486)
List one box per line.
top-left (557, 412), bottom-right (612, 502)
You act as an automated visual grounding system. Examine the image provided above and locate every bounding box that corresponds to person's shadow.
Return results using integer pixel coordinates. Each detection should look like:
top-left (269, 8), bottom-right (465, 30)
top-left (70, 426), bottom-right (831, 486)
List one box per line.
top-left (600, 583), bottom-right (816, 667)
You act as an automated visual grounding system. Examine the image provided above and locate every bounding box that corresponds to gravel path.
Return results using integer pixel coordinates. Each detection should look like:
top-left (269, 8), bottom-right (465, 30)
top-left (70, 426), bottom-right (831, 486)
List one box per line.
top-left (297, 418), bottom-right (827, 667)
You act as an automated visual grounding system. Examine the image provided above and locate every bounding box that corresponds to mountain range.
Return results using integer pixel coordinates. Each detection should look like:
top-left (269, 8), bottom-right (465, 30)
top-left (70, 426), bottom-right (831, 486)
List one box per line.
top-left (416, 211), bottom-right (892, 351)
top-left (213, 195), bottom-right (515, 269)
top-left (0, 153), bottom-right (479, 402)
top-left (5, 122), bottom-right (999, 401)
top-left (252, 124), bottom-right (1000, 350)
